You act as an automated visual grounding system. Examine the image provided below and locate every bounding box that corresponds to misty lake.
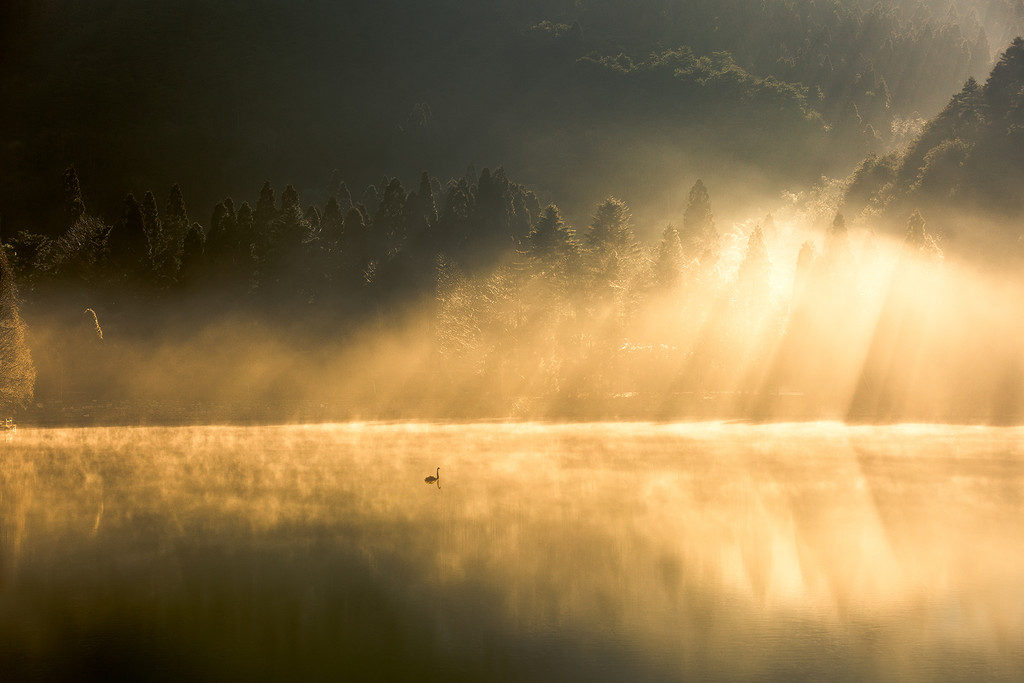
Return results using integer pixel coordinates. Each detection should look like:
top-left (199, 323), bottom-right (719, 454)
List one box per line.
top-left (2, 422), bottom-right (1023, 681)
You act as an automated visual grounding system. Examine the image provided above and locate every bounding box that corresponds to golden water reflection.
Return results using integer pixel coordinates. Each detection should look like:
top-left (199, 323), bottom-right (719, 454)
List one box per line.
top-left (1, 422), bottom-right (1022, 680)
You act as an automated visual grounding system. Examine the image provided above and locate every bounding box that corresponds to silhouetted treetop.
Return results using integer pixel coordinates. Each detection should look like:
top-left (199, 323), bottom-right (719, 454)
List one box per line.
top-left (681, 179), bottom-right (718, 261)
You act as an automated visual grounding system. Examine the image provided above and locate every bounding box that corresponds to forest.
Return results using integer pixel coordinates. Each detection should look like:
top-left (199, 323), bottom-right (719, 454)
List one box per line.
top-left (2, 1), bottom-right (1024, 424)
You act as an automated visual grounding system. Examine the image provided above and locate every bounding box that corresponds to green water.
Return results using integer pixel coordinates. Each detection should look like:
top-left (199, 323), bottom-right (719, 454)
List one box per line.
top-left (1, 422), bottom-right (1022, 681)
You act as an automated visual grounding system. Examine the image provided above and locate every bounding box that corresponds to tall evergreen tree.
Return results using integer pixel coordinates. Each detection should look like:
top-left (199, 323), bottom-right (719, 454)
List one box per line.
top-left (417, 170), bottom-right (439, 226)
top-left (304, 205), bottom-right (322, 232)
top-left (159, 183), bottom-right (189, 279)
top-left (528, 204), bottom-right (580, 286)
top-left (61, 165), bottom-right (86, 224)
top-left (0, 243), bottom-right (34, 410)
top-left (735, 224), bottom-right (771, 308)
top-left (342, 206), bottom-right (372, 286)
top-left (681, 179), bottom-right (719, 263)
top-left (583, 196), bottom-right (637, 309)
top-left (372, 178), bottom-right (407, 258)
top-left (207, 200), bottom-right (235, 265)
top-left (141, 190), bottom-right (163, 266)
top-left (274, 184), bottom-right (309, 246)
top-left (336, 181), bottom-right (354, 214)
top-left (655, 223), bottom-right (685, 290)
top-left (255, 181), bottom-right (277, 231)
top-left (164, 184), bottom-right (188, 240)
top-left (107, 193), bottom-right (151, 283)
top-left (320, 196), bottom-right (344, 252)
top-left (179, 222), bottom-right (206, 287)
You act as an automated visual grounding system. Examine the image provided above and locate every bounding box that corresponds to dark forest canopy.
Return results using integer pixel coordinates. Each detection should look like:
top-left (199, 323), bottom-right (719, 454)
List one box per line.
top-left (0, 0), bottom-right (1006, 238)
top-left (841, 37), bottom-right (1024, 251)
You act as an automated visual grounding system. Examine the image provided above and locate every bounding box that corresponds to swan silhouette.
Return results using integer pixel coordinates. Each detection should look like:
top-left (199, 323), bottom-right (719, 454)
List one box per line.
top-left (424, 467), bottom-right (439, 484)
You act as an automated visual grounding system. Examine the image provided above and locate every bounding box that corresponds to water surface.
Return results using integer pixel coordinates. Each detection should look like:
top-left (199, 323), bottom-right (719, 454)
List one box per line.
top-left (1, 422), bottom-right (1022, 680)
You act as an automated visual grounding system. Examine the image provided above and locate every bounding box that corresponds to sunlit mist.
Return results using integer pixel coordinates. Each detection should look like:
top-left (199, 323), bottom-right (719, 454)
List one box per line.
top-left (3, 2), bottom-right (1024, 680)
top-left (2, 422), bottom-right (1022, 679)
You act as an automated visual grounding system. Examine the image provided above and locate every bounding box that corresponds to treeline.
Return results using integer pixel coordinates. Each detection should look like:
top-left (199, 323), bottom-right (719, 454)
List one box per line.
top-left (7, 160), bottom-right (1022, 421)
top-left (6, 166), bottom-right (542, 319)
top-left (431, 197), bottom-right (1023, 422)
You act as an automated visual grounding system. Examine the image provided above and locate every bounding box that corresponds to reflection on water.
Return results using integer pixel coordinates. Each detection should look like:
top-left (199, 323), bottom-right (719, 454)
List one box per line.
top-left (1, 422), bottom-right (1023, 680)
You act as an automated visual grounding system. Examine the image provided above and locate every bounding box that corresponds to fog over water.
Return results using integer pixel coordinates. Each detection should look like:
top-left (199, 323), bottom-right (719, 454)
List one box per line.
top-left (3, 3), bottom-right (1024, 680)
top-left (2, 422), bottom-right (1022, 680)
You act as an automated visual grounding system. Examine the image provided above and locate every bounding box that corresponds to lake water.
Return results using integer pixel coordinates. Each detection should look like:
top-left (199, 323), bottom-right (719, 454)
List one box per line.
top-left (1, 422), bottom-right (1023, 681)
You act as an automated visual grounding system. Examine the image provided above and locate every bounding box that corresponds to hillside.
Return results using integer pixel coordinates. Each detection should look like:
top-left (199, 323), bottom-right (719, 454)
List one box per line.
top-left (0, 0), bottom-right (998, 237)
top-left (842, 37), bottom-right (1024, 253)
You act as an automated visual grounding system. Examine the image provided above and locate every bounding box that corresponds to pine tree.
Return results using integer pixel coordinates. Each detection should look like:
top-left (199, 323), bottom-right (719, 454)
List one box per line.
top-left (342, 206), bottom-right (370, 285)
top-left (336, 181), bottom-right (354, 214)
top-left (207, 199), bottom-right (238, 269)
top-left (61, 165), bottom-right (86, 223)
top-left (585, 197), bottom-right (634, 259)
top-left (179, 222), bottom-right (206, 287)
top-left (372, 178), bottom-right (407, 258)
top-left (584, 196), bottom-right (636, 303)
top-left (107, 193), bottom-right (151, 282)
top-left (274, 184), bottom-right (309, 246)
top-left (654, 223), bottom-right (685, 290)
top-left (141, 190), bottom-right (163, 267)
top-left (160, 183), bottom-right (189, 279)
top-left (528, 204), bottom-right (580, 287)
top-left (793, 240), bottom-right (817, 298)
top-left (253, 181), bottom-right (277, 251)
top-left (681, 179), bottom-right (719, 262)
top-left (735, 224), bottom-right (771, 309)
top-left (0, 243), bottom-right (34, 410)
top-left (417, 170), bottom-right (438, 226)
top-left (320, 196), bottom-right (344, 252)
top-left (304, 205), bottom-right (322, 232)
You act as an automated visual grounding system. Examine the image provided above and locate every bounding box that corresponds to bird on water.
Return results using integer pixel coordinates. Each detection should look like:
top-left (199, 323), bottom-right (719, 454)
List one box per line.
top-left (425, 467), bottom-right (440, 484)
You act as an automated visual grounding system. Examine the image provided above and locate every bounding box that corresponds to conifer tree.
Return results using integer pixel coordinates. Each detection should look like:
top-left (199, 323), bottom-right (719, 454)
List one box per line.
top-left (528, 204), bottom-right (580, 287)
top-left (0, 243), bottom-right (34, 410)
top-left (336, 181), bottom-right (353, 214)
top-left (304, 205), bottom-right (322, 232)
top-left (681, 179), bottom-right (719, 262)
top-left (372, 178), bottom-right (407, 257)
top-left (280, 184), bottom-right (300, 214)
top-left (164, 184), bottom-right (189, 239)
top-left (655, 223), bottom-right (685, 290)
top-left (255, 182), bottom-right (277, 227)
top-left (417, 170), bottom-right (438, 226)
top-left (141, 190), bottom-right (163, 266)
top-left (61, 165), bottom-right (86, 224)
top-left (735, 224), bottom-right (771, 308)
top-left (342, 206), bottom-right (370, 284)
top-left (235, 201), bottom-right (255, 251)
top-left (107, 193), bottom-right (151, 282)
top-left (320, 196), bottom-right (344, 252)
top-left (274, 184), bottom-right (309, 246)
top-left (584, 196), bottom-right (636, 304)
top-left (207, 200), bottom-right (236, 266)
top-left (160, 183), bottom-right (189, 279)
top-left (179, 222), bottom-right (206, 287)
